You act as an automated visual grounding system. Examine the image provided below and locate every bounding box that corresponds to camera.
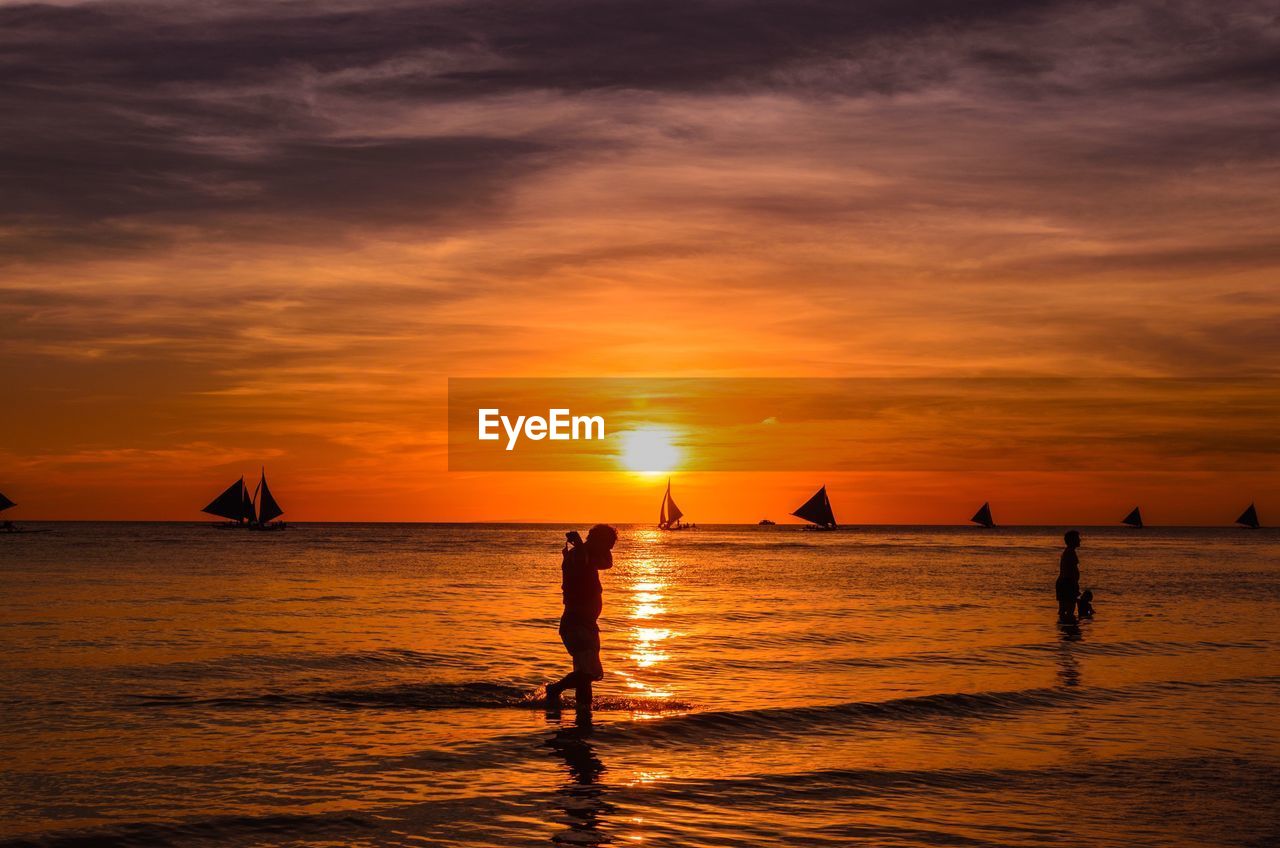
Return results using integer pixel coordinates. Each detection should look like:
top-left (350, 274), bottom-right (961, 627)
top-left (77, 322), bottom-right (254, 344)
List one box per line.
top-left (565, 530), bottom-right (583, 547)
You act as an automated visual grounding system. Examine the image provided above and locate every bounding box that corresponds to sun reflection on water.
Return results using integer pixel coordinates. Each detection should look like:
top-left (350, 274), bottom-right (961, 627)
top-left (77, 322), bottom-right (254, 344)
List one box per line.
top-left (619, 552), bottom-right (679, 707)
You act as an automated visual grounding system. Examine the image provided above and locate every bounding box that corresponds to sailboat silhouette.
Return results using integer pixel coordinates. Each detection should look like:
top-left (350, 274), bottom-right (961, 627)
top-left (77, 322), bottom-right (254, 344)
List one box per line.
top-left (1236, 502), bottom-right (1260, 529)
top-left (658, 479), bottom-right (687, 530)
top-left (202, 470), bottom-right (286, 530)
top-left (0, 489), bottom-right (34, 533)
top-left (792, 486), bottom-right (837, 530)
top-left (970, 502), bottom-right (995, 528)
top-left (1121, 506), bottom-right (1144, 528)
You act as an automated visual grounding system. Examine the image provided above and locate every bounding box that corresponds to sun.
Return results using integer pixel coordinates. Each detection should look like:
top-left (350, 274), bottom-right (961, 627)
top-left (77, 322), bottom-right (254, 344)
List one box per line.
top-left (617, 428), bottom-right (682, 474)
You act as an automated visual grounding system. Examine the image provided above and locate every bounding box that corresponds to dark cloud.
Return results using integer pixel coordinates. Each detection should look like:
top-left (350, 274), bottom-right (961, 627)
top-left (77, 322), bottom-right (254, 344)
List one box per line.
top-left (4, 131), bottom-right (546, 221)
top-left (1, 0), bottom-right (1278, 262)
top-left (1, 0), bottom-right (1060, 91)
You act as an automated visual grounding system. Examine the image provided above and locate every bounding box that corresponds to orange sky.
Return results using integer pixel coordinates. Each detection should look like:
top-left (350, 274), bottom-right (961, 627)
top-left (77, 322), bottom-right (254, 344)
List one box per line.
top-left (2, 0), bottom-right (1278, 522)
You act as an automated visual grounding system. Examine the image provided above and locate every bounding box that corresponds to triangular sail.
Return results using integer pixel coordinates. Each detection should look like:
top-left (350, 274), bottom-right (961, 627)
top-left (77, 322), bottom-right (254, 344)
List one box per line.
top-left (792, 486), bottom-right (836, 528)
top-left (1236, 503), bottom-right (1260, 529)
top-left (256, 470), bottom-right (284, 524)
top-left (664, 481), bottom-right (683, 526)
top-left (203, 478), bottom-right (248, 522)
top-left (1122, 507), bottom-right (1143, 528)
top-left (970, 502), bottom-right (994, 528)
top-left (0, 491), bottom-right (14, 513)
top-left (659, 483), bottom-right (668, 526)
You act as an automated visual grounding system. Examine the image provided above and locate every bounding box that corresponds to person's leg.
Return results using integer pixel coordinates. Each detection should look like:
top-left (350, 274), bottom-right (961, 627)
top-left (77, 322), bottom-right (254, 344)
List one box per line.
top-left (549, 617), bottom-right (582, 702)
top-left (1058, 586), bottom-right (1077, 619)
top-left (553, 620), bottom-right (602, 709)
top-left (547, 672), bottom-right (578, 701)
top-left (573, 678), bottom-right (592, 709)
top-left (574, 632), bottom-right (603, 710)
top-left (1055, 578), bottom-right (1071, 618)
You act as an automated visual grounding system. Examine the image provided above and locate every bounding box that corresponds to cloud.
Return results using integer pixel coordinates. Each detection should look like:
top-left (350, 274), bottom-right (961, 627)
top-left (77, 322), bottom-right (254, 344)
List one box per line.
top-left (4, 0), bottom-right (1276, 262)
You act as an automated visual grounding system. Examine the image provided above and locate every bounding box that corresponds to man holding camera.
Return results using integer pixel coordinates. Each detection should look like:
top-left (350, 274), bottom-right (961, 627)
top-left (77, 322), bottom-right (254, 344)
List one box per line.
top-left (546, 524), bottom-right (618, 710)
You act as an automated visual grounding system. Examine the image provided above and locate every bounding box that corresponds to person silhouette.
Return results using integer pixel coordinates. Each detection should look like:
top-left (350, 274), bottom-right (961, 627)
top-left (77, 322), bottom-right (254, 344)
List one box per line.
top-left (1056, 530), bottom-right (1082, 621)
top-left (546, 524), bottom-right (618, 711)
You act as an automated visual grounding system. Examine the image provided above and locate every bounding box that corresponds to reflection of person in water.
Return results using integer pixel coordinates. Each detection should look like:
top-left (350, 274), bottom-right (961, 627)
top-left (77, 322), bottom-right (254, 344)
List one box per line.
top-left (1056, 530), bottom-right (1082, 621)
top-left (547, 524), bottom-right (618, 711)
top-left (546, 714), bottom-right (612, 845)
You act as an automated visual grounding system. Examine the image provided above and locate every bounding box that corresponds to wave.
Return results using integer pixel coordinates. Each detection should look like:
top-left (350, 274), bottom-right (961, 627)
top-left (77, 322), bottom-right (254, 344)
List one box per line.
top-left (665, 634), bottom-right (1274, 676)
top-left (125, 670), bottom-right (1280, 728)
top-left (406, 684), bottom-right (1100, 769)
top-left (126, 680), bottom-right (693, 713)
top-left (620, 753), bottom-right (1274, 806)
top-left (602, 687), bottom-right (1081, 744)
top-left (815, 636), bottom-right (1272, 670)
top-left (0, 811), bottom-right (373, 848)
top-left (697, 629), bottom-right (876, 649)
top-left (538, 674), bottom-right (1280, 750)
top-left (110, 648), bottom-right (456, 684)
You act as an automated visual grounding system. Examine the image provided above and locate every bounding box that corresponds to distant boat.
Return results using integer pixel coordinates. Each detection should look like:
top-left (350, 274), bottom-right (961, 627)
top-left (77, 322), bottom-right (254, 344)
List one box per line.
top-left (1236, 502), bottom-right (1260, 529)
top-left (0, 490), bottom-right (31, 533)
top-left (658, 479), bottom-right (688, 530)
top-left (970, 502), bottom-right (995, 528)
top-left (202, 470), bottom-right (286, 530)
top-left (792, 485), bottom-right (837, 530)
top-left (758, 518), bottom-right (776, 526)
top-left (1122, 506), bottom-right (1144, 528)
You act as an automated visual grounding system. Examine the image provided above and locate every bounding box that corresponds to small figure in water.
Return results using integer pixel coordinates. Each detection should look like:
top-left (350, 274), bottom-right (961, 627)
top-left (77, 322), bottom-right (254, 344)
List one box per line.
top-left (547, 524), bottom-right (618, 712)
top-left (1076, 588), bottom-right (1095, 618)
top-left (1057, 530), bottom-right (1082, 621)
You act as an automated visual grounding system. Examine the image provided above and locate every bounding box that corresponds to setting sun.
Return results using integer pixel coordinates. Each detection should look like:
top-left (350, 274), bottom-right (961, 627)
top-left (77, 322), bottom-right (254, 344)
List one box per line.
top-left (617, 429), bottom-right (682, 474)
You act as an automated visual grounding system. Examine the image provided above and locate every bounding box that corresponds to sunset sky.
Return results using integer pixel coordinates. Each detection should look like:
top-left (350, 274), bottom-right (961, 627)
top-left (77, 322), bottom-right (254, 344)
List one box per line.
top-left (2, 0), bottom-right (1278, 522)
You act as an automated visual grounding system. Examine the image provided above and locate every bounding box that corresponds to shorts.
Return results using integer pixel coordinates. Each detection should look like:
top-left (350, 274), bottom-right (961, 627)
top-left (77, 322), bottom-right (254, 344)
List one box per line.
top-left (559, 616), bottom-right (603, 681)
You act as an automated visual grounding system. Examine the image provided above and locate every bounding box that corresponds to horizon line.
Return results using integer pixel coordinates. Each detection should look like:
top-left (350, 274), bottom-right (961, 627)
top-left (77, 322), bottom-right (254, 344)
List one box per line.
top-left (1, 519), bottom-right (1268, 529)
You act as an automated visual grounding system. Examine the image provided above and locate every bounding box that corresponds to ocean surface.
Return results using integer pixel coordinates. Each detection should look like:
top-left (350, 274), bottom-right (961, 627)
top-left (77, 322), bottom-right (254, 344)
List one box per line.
top-left (2, 523), bottom-right (1278, 847)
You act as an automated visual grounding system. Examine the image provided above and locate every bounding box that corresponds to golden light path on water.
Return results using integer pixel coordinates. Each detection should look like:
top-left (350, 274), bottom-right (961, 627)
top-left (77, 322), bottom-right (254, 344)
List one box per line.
top-left (615, 529), bottom-right (677, 709)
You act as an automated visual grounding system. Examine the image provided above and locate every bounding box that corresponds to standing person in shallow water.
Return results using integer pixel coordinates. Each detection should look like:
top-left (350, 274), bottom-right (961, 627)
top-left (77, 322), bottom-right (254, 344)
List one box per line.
top-left (1057, 530), bottom-right (1082, 620)
top-left (547, 524), bottom-right (618, 711)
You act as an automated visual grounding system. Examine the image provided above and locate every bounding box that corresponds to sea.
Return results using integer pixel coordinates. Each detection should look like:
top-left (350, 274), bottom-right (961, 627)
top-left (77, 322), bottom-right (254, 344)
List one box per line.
top-left (1, 523), bottom-right (1278, 847)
